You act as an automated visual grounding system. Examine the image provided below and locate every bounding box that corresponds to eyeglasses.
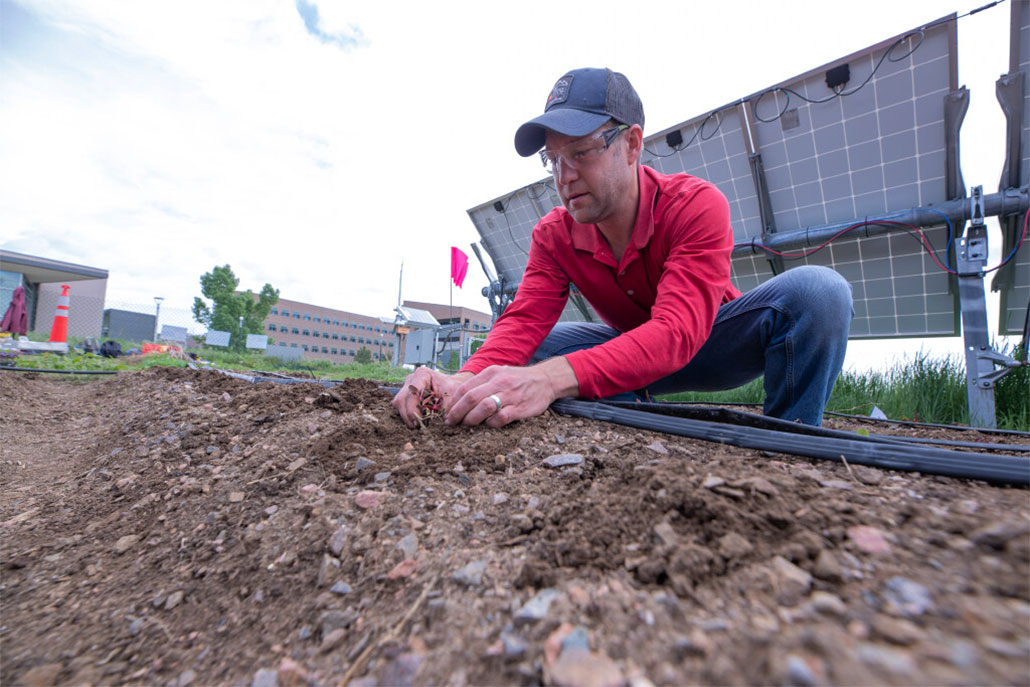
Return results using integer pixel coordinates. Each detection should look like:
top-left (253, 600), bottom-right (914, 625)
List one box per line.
top-left (539, 125), bottom-right (628, 176)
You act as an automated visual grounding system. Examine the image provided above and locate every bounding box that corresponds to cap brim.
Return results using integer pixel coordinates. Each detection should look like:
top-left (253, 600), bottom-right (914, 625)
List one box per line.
top-left (514, 108), bottom-right (611, 157)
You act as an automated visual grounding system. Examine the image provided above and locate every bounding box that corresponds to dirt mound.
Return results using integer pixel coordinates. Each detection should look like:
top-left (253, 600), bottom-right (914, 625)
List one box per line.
top-left (2, 368), bottom-right (1028, 686)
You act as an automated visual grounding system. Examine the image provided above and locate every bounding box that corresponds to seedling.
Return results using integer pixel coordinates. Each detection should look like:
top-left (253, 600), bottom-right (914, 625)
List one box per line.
top-left (412, 384), bottom-right (444, 427)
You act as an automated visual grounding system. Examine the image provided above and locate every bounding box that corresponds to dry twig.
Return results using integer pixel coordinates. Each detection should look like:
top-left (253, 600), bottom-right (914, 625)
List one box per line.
top-left (338, 573), bottom-right (440, 686)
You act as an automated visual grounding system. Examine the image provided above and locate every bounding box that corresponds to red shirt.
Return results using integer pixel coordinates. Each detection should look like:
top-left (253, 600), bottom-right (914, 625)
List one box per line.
top-left (461, 165), bottom-right (741, 399)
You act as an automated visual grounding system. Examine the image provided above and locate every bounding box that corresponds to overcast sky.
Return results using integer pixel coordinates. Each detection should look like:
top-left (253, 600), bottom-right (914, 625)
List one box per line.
top-left (0, 0), bottom-right (1017, 371)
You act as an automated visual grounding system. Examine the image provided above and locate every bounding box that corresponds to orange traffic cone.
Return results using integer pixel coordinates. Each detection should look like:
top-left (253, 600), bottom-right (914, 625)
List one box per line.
top-left (49, 284), bottom-right (71, 343)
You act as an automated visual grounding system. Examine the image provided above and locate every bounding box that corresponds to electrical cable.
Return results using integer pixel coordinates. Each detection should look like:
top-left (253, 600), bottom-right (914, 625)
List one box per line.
top-left (737, 208), bottom-right (1028, 277)
top-left (642, 1), bottom-right (1003, 158)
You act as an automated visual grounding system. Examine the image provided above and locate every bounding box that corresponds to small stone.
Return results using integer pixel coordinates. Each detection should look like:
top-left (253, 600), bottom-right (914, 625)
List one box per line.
top-left (672, 628), bottom-right (713, 658)
top-left (543, 453), bottom-right (584, 468)
top-left (853, 466), bottom-right (884, 485)
top-left (319, 609), bottom-right (356, 638)
top-left (784, 654), bottom-right (819, 687)
top-left (354, 491), bottom-right (380, 510)
top-left (772, 555), bottom-right (812, 606)
top-left (492, 492), bottom-right (509, 505)
top-left (129, 617), bottom-right (144, 636)
top-left (328, 526), bottom-right (348, 556)
top-left (702, 474), bottom-right (725, 488)
top-left (320, 628), bottom-right (346, 653)
top-left (646, 441), bottom-right (669, 455)
top-left (229, 491), bottom-right (245, 503)
top-left (857, 643), bottom-right (916, 676)
top-left (847, 525), bottom-right (891, 555)
top-left (561, 626), bottom-right (591, 654)
top-left (969, 520), bottom-right (1027, 548)
top-left (317, 554), bottom-right (340, 587)
top-left (514, 589), bottom-right (560, 626)
top-left (264, 506), bottom-right (279, 516)
top-left (387, 558), bottom-right (417, 579)
top-left (812, 550), bottom-right (844, 583)
top-left (396, 532), bottom-right (418, 558)
top-left (819, 479), bottom-right (854, 490)
top-left (221, 392), bottom-right (232, 402)
top-left (548, 649), bottom-right (624, 687)
top-left (731, 476), bottom-right (779, 496)
top-left (165, 590), bottom-right (184, 610)
top-left (330, 581), bottom-right (352, 595)
top-left (277, 657), bottom-right (311, 687)
top-left (500, 631), bottom-right (529, 659)
top-left (178, 669), bottom-right (197, 687)
top-left (287, 457), bottom-right (306, 472)
top-left (251, 668), bottom-right (278, 687)
top-left (810, 591), bottom-right (848, 617)
top-left (355, 457), bottom-right (376, 471)
top-left (20, 663), bottom-right (63, 687)
top-left (872, 615), bottom-right (925, 645)
top-left (452, 560), bottom-right (487, 587)
top-left (718, 532), bottom-right (753, 558)
top-left (883, 576), bottom-right (934, 618)
top-left (545, 623), bottom-right (577, 666)
top-left (374, 471), bottom-right (391, 483)
top-left (378, 651), bottom-right (423, 687)
top-left (653, 521), bottom-right (679, 548)
top-left (114, 534), bottom-right (140, 554)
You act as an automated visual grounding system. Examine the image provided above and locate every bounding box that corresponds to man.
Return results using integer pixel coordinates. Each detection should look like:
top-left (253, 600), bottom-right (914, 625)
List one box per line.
top-left (393, 68), bottom-right (852, 428)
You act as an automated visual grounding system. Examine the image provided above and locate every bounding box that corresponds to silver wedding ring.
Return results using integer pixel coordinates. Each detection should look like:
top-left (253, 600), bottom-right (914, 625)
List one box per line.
top-left (488, 394), bottom-right (503, 412)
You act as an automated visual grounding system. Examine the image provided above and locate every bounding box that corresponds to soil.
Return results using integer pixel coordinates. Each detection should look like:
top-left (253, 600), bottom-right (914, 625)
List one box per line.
top-left (1, 367), bottom-right (1028, 687)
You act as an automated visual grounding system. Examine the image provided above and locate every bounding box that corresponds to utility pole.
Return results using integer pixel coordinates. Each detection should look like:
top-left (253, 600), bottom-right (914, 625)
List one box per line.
top-left (153, 296), bottom-right (164, 342)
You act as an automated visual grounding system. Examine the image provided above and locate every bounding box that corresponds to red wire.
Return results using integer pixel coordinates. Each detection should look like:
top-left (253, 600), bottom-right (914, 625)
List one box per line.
top-left (738, 206), bottom-right (1029, 276)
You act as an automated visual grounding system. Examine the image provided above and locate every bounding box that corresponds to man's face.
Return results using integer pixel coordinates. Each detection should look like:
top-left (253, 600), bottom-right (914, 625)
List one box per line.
top-left (543, 123), bottom-right (636, 226)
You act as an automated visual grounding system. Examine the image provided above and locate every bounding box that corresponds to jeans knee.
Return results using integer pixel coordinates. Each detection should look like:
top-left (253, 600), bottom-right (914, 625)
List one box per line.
top-left (783, 266), bottom-right (853, 333)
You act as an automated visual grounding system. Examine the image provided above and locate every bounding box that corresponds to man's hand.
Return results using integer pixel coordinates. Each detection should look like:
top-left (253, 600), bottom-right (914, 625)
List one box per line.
top-left (392, 367), bottom-right (472, 428)
top-left (445, 357), bottom-right (579, 427)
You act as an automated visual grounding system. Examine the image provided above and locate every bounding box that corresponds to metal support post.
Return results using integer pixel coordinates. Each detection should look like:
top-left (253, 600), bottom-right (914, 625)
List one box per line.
top-left (955, 186), bottom-right (1013, 428)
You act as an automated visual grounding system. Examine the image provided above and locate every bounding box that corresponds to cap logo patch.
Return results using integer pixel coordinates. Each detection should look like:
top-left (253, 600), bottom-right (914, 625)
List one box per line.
top-left (546, 75), bottom-right (573, 109)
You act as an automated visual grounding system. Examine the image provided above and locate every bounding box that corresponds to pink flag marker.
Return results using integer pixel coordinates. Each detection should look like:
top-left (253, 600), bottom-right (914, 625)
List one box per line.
top-left (451, 247), bottom-right (469, 288)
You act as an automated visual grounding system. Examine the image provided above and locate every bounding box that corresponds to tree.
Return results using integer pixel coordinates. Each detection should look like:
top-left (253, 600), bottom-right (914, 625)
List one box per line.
top-left (354, 346), bottom-right (372, 364)
top-left (192, 265), bottom-right (279, 352)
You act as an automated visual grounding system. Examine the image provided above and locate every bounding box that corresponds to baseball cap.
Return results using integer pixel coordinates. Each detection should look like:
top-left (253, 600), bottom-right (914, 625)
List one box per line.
top-left (514, 67), bottom-right (644, 157)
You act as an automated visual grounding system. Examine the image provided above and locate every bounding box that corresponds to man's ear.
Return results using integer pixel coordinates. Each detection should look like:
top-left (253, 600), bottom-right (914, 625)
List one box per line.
top-left (624, 124), bottom-right (644, 163)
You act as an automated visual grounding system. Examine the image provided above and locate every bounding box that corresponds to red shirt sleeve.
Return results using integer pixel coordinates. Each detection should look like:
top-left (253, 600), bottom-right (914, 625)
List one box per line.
top-left (565, 182), bottom-right (735, 398)
top-left (459, 227), bottom-right (570, 375)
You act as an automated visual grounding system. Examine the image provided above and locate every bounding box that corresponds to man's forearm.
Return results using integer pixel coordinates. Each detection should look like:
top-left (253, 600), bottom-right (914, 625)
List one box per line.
top-left (533, 356), bottom-right (579, 401)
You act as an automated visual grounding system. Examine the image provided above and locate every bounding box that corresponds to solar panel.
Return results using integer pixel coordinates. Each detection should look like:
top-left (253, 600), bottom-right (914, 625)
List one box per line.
top-left (245, 334), bottom-right (268, 350)
top-left (205, 329), bottom-right (231, 347)
top-left (467, 15), bottom-right (964, 339)
top-left (995, 0), bottom-right (1030, 336)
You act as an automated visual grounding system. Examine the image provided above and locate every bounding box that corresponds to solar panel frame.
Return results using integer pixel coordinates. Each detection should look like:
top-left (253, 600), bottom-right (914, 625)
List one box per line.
top-left (996, 0), bottom-right (1030, 336)
top-left (467, 14), bottom-right (964, 339)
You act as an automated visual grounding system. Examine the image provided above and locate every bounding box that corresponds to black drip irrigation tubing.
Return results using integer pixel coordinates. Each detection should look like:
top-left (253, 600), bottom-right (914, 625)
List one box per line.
top-left (666, 400), bottom-right (1029, 437)
top-left (603, 401), bottom-right (1030, 453)
top-left (552, 399), bottom-right (1030, 486)
top-left (0, 366), bottom-right (118, 375)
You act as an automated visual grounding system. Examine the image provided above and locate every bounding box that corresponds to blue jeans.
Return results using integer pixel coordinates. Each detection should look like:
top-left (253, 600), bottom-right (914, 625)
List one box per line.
top-left (530, 265), bottom-right (853, 426)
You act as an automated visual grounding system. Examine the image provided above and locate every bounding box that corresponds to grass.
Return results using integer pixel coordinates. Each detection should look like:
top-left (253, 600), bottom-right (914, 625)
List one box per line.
top-left (5, 333), bottom-right (1027, 430)
top-left (659, 349), bottom-right (1029, 431)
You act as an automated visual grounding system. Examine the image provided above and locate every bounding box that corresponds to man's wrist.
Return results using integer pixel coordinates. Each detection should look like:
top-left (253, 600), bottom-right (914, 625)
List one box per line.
top-left (534, 356), bottom-right (579, 400)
